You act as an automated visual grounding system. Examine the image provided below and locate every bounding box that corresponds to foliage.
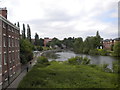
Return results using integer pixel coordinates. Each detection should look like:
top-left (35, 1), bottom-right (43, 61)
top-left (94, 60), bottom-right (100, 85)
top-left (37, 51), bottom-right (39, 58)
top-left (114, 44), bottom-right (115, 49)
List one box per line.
top-left (73, 37), bottom-right (83, 53)
top-left (100, 64), bottom-right (112, 73)
top-left (36, 46), bottom-right (43, 51)
top-left (39, 38), bottom-right (44, 46)
top-left (34, 33), bottom-right (40, 46)
top-left (17, 22), bottom-right (20, 28)
top-left (22, 23), bottom-right (26, 39)
top-left (27, 24), bottom-right (31, 42)
top-left (37, 56), bottom-right (49, 65)
top-left (20, 39), bottom-right (33, 64)
top-left (47, 38), bottom-right (62, 48)
top-left (68, 56), bottom-right (90, 65)
top-left (113, 42), bottom-right (120, 57)
top-left (62, 37), bottom-right (75, 49)
top-left (18, 61), bottom-right (118, 88)
top-left (112, 61), bottom-right (119, 73)
top-left (43, 47), bottom-right (51, 51)
top-left (89, 49), bottom-right (98, 55)
top-left (98, 49), bottom-right (108, 56)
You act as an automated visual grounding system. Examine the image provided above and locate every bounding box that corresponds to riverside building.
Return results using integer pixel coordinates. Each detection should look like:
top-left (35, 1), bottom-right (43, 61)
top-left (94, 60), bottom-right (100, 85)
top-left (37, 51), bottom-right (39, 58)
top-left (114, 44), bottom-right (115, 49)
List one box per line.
top-left (0, 8), bottom-right (21, 89)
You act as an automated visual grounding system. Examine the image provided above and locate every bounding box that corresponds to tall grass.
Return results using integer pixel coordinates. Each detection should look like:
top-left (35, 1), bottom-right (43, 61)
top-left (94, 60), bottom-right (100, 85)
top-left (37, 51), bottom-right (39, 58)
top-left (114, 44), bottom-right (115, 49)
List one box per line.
top-left (18, 57), bottom-right (118, 88)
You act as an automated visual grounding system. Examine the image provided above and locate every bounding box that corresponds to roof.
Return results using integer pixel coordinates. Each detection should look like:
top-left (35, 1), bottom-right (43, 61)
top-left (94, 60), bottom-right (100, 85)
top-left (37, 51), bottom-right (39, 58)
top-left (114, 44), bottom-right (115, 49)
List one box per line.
top-left (0, 14), bottom-right (19, 30)
top-left (103, 38), bottom-right (120, 42)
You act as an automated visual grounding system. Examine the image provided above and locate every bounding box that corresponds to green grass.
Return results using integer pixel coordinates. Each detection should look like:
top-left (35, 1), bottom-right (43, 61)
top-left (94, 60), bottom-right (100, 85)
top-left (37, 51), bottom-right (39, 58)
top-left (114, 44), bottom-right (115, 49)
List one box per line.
top-left (18, 61), bottom-right (118, 88)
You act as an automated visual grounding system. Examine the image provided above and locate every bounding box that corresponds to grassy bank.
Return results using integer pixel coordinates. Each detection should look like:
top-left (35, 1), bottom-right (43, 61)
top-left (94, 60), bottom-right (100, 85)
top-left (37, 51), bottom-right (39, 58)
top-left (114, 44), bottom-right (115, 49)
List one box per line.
top-left (18, 60), bottom-right (118, 88)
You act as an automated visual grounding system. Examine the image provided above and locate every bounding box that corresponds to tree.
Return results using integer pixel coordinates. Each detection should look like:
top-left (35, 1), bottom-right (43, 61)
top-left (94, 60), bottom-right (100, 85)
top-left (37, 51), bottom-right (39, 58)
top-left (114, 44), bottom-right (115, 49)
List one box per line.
top-left (34, 33), bottom-right (39, 46)
top-left (17, 22), bottom-right (20, 28)
top-left (48, 38), bottom-right (62, 48)
top-left (62, 37), bottom-right (75, 49)
top-left (27, 24), bottom-right (31, 42)
top-left (20, 39), bottom-right (33, 64)
top-left (39, 38), bottom-right (44, 46)
top-left (22, 24), bottom-right (26, 39)
top-left (73, 37), bottom-right (83, 53)
top-left (113, 42), bottom-right (120, 56)
top-left (95, 31), bottom-right (102, 48)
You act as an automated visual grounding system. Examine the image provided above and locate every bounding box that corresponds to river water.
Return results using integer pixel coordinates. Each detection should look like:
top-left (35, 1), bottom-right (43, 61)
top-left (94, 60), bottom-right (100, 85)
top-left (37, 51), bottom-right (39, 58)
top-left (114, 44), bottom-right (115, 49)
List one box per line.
top-left (49, 51), bottom-right (119, 69)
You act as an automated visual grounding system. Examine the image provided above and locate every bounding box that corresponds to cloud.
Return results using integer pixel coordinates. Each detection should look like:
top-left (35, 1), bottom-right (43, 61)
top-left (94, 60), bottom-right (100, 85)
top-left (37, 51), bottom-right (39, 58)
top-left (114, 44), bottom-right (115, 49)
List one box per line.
top-left (1, 0), bottom-right (118, 40)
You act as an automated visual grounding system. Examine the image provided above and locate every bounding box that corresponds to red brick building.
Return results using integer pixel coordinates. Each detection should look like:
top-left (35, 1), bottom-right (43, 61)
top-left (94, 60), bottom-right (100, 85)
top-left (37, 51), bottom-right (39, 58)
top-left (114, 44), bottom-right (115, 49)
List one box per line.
top-left (0, 8), bottom-right (21, 89)
top-left (103, 38), bottom-right (120, 50)
top-left (44, 38), bottom-right (52, 47)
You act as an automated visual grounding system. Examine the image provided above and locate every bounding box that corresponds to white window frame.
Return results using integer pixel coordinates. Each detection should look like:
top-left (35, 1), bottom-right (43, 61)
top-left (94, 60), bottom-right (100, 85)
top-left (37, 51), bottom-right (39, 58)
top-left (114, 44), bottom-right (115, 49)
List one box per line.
top-left (4, 52), bottom-right (7, 65)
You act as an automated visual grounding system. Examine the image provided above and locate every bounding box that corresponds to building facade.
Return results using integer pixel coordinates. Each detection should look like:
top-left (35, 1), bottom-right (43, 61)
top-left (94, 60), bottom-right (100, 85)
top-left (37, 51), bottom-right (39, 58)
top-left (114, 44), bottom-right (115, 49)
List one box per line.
top-left (103, 38), bottom-right (120, 50)
top-left (44, 38), bottom-right (52, 47)
top-left (0, 8), bottom-right (21, 89)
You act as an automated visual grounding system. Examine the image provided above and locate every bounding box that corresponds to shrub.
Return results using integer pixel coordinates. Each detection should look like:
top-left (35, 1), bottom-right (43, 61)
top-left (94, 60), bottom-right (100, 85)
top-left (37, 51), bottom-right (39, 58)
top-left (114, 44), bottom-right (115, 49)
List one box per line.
top-left (89, 49), bottom-right (98, 55)
top-left (98, 49), bottom-right (108, 56)
top-left (37, 46), bottom-right (43, 51)
top-left (37, 56), bottom-right (49, 64)
top-left (113, 42), bottom-right (120, 57)
top-left (100, 64), bottom-right (112, 73)
top-left (68, 57), bottom-right (77, 65)
top-left (112, 61), bottom-right (119, 73)
top-left (68, 56), bottom-right (90, 65)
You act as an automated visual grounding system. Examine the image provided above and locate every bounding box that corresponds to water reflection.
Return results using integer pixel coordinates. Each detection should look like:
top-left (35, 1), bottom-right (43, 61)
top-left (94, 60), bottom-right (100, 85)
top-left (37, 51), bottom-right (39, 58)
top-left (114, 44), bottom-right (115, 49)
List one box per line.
top-left (54, 51), bottom-right (119, 69)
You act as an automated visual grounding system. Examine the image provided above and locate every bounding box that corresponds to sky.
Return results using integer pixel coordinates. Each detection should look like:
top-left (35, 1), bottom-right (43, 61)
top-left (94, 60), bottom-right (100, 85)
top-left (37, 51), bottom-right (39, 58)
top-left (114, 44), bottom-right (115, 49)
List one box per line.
top-left (0, 0), bottom-right (119, 40)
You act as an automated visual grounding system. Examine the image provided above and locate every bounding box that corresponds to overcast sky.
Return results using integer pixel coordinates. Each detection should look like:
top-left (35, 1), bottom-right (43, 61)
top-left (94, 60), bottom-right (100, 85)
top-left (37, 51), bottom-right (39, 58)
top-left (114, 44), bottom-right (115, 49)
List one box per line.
top-left (0, 0), bottom-right (118, 40)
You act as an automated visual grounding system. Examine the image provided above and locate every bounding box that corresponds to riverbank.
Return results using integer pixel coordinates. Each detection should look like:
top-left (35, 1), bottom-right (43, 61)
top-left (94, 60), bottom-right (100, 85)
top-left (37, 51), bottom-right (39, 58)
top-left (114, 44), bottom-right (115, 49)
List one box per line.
top-left (18, 60), bottom-right (118, 88)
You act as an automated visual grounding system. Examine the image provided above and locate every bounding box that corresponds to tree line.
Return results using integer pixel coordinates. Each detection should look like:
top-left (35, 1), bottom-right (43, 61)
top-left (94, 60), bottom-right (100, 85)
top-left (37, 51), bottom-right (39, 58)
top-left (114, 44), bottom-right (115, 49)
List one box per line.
top-left (45, 31), bottom-right (120, 57)
top-left (16, 22), bottom-right (34, 64)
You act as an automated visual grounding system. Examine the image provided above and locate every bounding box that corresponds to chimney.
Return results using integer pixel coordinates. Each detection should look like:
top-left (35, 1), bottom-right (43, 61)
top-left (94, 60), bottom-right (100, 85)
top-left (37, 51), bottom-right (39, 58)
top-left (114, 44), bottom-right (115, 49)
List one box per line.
top-left (0, 7), bottom-right (7, 19)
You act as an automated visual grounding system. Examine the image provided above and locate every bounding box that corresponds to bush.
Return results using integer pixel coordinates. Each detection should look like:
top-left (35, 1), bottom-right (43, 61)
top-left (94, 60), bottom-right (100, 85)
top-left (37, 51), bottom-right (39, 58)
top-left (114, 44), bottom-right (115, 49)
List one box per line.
top-left (37, 56), bottom-right (49, 65)
top-left (112, 61), bottom-right (119, 73)
top-left (68, 57), bottom-right (77, 65)
top-left (113, 42), bottom-right (120, 57)
top-left (37, 46), bottom-right (43, 51)
top-left (89, 49), bottom-right (98, 55)
top-left (100, 64), bottom-right (112, 73)
top-left (98, 49), bottom-right (108, 56)
top-left (68, 56), bottom-right (90, 65)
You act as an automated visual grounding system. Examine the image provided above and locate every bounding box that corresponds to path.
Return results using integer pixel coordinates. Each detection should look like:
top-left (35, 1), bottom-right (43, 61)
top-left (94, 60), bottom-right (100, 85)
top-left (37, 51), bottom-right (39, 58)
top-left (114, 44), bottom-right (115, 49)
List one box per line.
top-left (6, 51), bottom-right (42, 89)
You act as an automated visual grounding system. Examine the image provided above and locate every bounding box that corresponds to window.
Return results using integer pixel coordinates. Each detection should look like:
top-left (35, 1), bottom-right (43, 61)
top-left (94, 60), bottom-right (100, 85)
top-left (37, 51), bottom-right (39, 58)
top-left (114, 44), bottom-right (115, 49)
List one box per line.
top-left (8, 25), bottom-right (10, 31)
top-left (9, 53), bottom-right (11, 63)
top-left (12, 39), bottom-right (13, 47)
top-left (3, 37), bottom-right (6, 47)
top-left (9, 38), bottom-right (11, 47)
top-left (12, 52), bottom-right (14, 61)
top-left (3, 22), bottom-right (6, 29)
top-left (11, 28), bottom-right (13, 32)
top-left (4, 53), bottom-right (7, 65)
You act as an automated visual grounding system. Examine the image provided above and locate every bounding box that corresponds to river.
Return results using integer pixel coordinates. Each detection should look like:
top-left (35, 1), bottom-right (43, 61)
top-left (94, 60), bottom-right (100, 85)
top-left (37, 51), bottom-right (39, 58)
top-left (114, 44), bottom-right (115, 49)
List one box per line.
top-left (49, 51), bottom-right (119, 69)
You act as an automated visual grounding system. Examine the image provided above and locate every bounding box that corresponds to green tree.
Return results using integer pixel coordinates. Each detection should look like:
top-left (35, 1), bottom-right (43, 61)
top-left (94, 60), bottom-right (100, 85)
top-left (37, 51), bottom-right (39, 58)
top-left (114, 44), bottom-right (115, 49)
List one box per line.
top-left (113, 42), bottom-right (120, 56)
top-left (95, 31), bottom-right (102, 48)
top-left (17, 22), bottom-right (20, 28)
top-left (20, 39), bottom-right (33, 64)
top-left (73, 37), bottom-right (83, 53)
top-left (34, 33), bottom-right (40, 46)
top-left (22, 24), bottom-right (26, 39)
top-left (27, 24), bottom-right (31, 42)
top-left (39, 38), bottom-right (44, 46)
top-left (62, 37), bottom-right (75, 49)
top-left (48, 38), bottom-right (62, 48)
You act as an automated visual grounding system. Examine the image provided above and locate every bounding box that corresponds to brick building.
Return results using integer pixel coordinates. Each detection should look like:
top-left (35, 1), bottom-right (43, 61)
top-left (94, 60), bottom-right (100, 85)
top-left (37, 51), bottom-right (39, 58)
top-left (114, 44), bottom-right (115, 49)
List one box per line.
top-left (0, 8), bottom-right (21, 89)
top-left (44, 38), bottom-right (52, 47)
top-left (103, 38), bottom-right (120, 50)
